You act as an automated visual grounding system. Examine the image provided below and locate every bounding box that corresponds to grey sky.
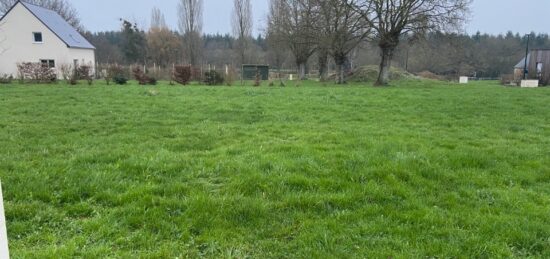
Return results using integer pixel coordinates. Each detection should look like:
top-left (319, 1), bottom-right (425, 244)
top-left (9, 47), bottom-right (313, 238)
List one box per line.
top-left (70, 0), bottom-right (549, 35)
top-left (73, 0), bottom-right (269, 35)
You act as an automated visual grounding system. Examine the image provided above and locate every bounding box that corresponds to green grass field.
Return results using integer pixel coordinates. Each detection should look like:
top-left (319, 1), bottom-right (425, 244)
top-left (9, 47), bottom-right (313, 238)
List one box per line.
top-left (0, 80), bottom-right (549, 258)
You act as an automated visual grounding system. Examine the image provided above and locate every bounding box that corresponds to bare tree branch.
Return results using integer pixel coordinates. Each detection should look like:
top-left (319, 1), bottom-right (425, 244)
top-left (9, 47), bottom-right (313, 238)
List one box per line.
top-left (315, 0), bottom-right (370, 84)
top-left (268, 0), bottom-right (317, 80)
top-left (352, 0), bottom-right (471, 85)
top-left (232, 0), bottom-right (253, 66)
top-left (178, 0), bottom-right (203, 66)
top-left (150, 7), bottom-right (167, 29)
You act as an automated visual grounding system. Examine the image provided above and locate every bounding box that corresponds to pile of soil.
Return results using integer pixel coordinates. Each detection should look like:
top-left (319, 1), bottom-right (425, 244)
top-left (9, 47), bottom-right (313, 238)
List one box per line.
top-left (345, 65), bottom-right (416, 82)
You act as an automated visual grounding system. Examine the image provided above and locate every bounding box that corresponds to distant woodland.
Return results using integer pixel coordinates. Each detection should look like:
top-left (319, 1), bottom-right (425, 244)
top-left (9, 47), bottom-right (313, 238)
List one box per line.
top-left (85, 29), bottom-right (550, 78)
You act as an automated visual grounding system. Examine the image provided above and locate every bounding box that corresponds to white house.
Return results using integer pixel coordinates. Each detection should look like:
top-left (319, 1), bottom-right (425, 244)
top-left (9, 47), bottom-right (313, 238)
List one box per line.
top-left (0, 1), bottom-right (95, 77)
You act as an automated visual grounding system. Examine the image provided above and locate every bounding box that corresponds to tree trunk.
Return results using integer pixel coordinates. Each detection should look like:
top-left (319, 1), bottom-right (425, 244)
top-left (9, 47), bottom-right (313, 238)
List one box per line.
top-left (298, 63), bottom-right (306, 80)
top-left (318, 51), bottom-right (328, 82)
top-left (336, 63), bottom-right (346, 84)
top-left (334, 54), bottom-right (347, 84)
top-left (376, 47), bottom-right (394, 86)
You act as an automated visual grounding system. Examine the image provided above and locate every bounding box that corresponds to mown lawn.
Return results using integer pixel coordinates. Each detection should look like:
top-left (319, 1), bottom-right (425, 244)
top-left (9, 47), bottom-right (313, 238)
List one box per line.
top-left (0, 80), bottom-right (549, 258)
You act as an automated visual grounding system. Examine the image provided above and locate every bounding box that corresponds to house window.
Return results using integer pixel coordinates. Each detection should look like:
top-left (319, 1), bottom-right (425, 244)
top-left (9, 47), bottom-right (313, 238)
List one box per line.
top-left (40, 59), bottom-right (55, 68)
top-left (33, 32), bottom-right (43, 43)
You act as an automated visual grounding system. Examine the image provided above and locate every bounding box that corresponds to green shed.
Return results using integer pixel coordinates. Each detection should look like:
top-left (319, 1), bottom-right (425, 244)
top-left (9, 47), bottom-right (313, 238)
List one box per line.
top-left (242, 65), bottom-right (269, 80)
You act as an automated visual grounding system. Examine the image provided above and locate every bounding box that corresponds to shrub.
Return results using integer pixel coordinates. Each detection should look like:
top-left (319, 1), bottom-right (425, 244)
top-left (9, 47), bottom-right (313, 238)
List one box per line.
top-left (113, 75), bottom-right (128, 85)
top-left (540, 76), bottom-right (549, 87)
top-left (253, 69), bottom-right (261, 87)
top-left (0, 74), bottom-right (13, 84)
top-left (173, 65), bottom-right (192, 85)
top-left (105, 64), bottom-right (125, 85)
top-left (77, 65), bottom-right (93, 85)
top-left (17, 62), bottom-right (56, 84)
top-left (60, 64), bottom-right (73, 82)
top-left (204, 70), bottom-right (224, 86)
top-left (500, 74), bottom-right (514, 86)
top-left (132, 66), bottom-right (158, 85)
top-left (133, 66), bottom-right (147, 84)
top-left (69, 71), bottom-right (78, 85)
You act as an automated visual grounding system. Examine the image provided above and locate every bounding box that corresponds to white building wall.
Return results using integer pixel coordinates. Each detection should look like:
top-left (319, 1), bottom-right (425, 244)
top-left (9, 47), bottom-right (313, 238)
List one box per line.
top-left (0, 3), bottom-right (95, 77)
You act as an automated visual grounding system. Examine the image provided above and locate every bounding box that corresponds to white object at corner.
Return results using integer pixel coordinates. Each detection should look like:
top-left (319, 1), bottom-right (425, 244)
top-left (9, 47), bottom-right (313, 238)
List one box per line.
top-left (459, 76), bottom-right (469, 84)
top-left (520, 80), bottom-right (539, 88)
top-left (0, 181), bottom-right (9, 259)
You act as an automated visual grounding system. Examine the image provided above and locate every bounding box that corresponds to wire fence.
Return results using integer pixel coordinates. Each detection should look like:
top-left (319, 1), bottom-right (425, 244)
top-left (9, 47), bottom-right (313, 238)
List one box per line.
top-left (94, 63), bottom-right (321, 82)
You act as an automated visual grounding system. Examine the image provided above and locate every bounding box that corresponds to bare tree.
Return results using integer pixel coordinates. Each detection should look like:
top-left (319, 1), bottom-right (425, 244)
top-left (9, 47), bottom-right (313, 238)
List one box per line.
top-left (148, 6), bottom-right (179, 67)
top-left (150, 7), bottom-right (167, 29)
top-left (178, 0), bottom-right (203, 66)
top-left (232, 0), bottom-right (253, 66)
top-left (147, 28), bottom-right (182, 68)
top-left (1, 0), bottom-right (82, 30)
top-left (268, 0), bottom-right (317, 80)
top-left (266, 0), bottom-right (290, 84)
top-left (317, 46), bottom-right (329, 82)
top-left (316, 0), bottom-right (369, 84)
top-left (353, 0), bottom-right (471, 85)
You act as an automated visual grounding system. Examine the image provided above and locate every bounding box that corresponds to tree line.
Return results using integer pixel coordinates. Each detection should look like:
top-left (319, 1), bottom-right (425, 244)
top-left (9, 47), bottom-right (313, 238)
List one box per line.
top-left (3, 0), bottom-right (550, 84)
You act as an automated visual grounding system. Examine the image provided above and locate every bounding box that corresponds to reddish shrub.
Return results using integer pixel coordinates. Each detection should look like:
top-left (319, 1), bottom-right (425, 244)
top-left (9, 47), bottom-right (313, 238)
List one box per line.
top-left (173, 65), bottom-right (192, 85)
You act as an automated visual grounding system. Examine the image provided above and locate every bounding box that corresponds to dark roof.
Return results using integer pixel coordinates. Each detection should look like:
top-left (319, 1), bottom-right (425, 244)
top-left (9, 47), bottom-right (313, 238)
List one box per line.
top-left (1, 1), bottom-right (94, 49)
top-left (515, 54), bottom-right (530, 69)
top-left (514, 49), bottom-right (550, 69)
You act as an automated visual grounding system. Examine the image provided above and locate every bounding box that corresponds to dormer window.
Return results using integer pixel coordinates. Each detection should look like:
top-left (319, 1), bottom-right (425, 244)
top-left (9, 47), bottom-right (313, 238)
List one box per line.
top-left (33, 32), bottom-right (43, 43)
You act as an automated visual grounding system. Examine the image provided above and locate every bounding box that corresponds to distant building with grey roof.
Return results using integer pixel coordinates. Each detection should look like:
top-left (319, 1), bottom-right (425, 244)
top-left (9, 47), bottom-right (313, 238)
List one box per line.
top-left (514, 49), bottom-right (550, 85)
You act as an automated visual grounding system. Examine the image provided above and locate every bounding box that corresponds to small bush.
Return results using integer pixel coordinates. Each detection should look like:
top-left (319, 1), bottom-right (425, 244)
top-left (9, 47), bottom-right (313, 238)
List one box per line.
top-left (105, 64), bottom-right (125, 85)
top-left (69, 72), bottom-right (78, 85)
top-left (253, 69), bottom-right (261, 87)
top-left (0, 74), bottom-right (13, 84)
top-left (77, 65), bottom-right (93, 85)
top-left (540, 76), bottom-right (549, 87)
top-left (60, 64), bottom-right (73, 82)
top-left (500, 74), bottom-right (515, 86)
top-left (133, 66), bottom-right (155, 85)
top-left (113, 75), bottom-right (128, 85)
top-left (204, 70), bottom-right (224, 86)
top-left (135, 72), bottom-right (157, 85)
top-left (173, 65), bottom-right (192, 85)
top-left (17, 62), bottom-right (56, 84)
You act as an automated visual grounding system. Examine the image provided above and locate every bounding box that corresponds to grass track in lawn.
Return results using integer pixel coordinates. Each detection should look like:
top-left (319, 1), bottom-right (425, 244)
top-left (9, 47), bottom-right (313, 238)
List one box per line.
top-left (0, 80), bottom-right (549, 258)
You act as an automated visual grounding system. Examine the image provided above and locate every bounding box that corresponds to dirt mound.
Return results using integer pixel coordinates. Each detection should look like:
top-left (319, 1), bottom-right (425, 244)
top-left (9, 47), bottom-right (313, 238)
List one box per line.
top-left (416, 71), bottom-right (444, 80)
top-left (346, 65), bottom-right (415, 82)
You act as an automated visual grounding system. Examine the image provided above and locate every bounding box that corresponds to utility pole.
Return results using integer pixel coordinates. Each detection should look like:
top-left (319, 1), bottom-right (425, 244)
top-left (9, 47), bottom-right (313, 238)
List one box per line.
top-left (523, 34), bottom-right (530, 80)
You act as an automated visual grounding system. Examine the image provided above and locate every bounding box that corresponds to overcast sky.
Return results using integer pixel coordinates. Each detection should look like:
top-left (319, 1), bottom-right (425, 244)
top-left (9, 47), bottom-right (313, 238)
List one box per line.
top-left (70, 0), bottom-right (550, 35)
